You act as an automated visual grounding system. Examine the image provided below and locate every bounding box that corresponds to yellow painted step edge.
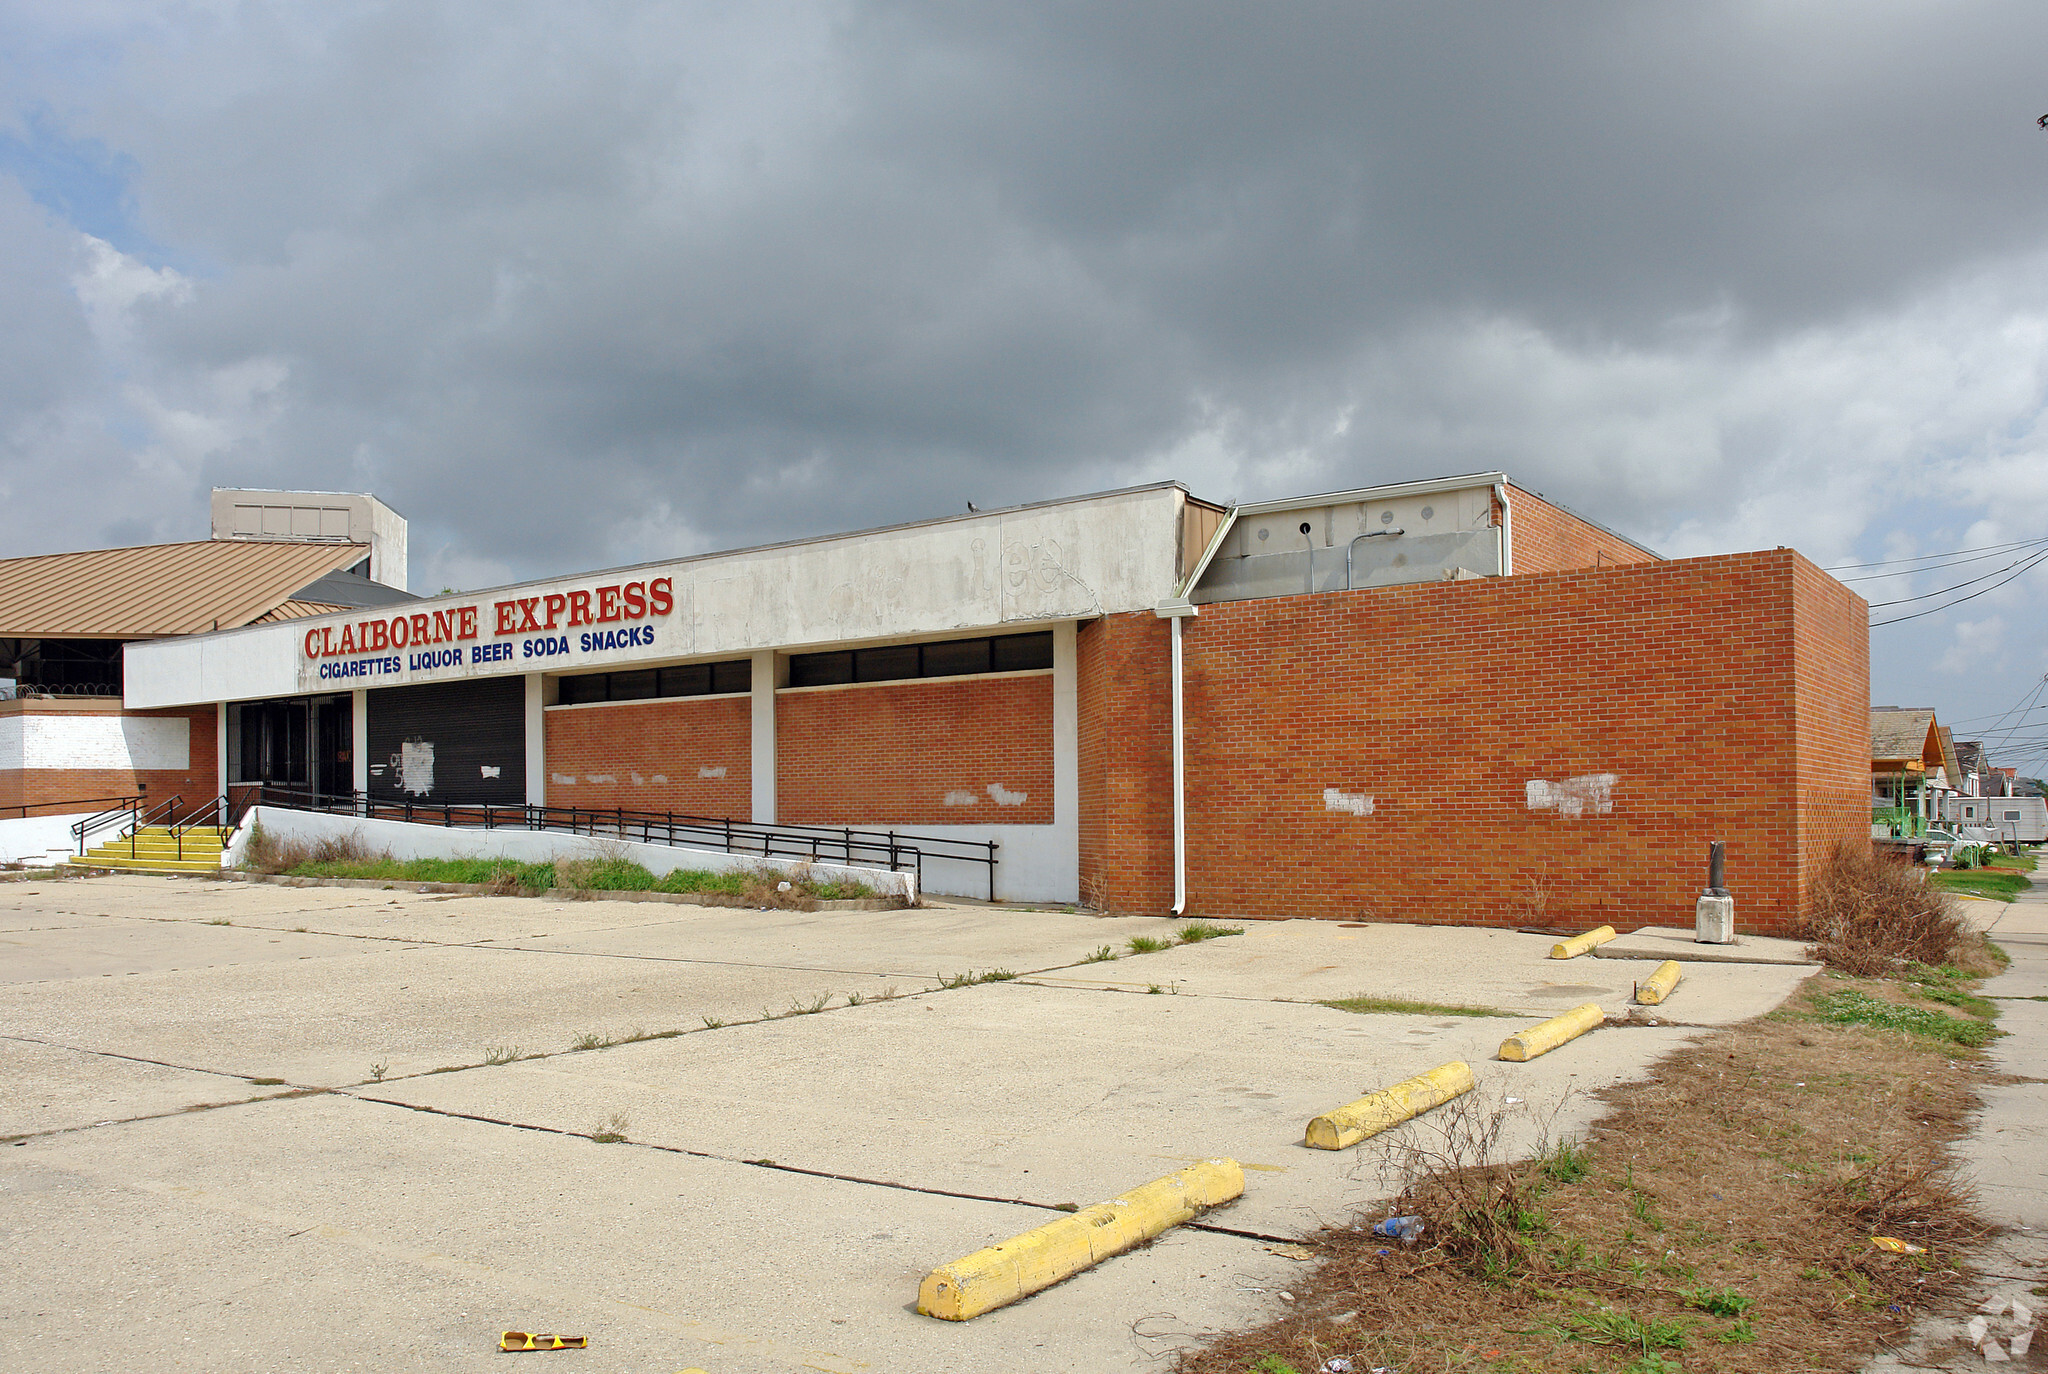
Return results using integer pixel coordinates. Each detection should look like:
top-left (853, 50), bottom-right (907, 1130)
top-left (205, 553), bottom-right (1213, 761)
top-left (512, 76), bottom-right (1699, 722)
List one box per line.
top-left (1549, 925), bottom-right (1618, 959)
top-left (1498, 1002), bottom-right (1604, 1062)
top-left (1635, 960), bottom-right (1683, 1005)
top-left (1304, 1060), bottom-right (1475, 1151)
top-left (917, 1158), bottom-right (1244, 1321)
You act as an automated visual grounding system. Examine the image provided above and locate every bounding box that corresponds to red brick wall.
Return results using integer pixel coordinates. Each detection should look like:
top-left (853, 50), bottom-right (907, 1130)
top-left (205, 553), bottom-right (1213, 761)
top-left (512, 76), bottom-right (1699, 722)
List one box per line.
top-left (1792, 557), bottom-right (1874, 896)
top-left (1508, 486), bottom-right (1659, 574)
top-left (778, 675), bottom-right (1054, 825)
top-left (1077, 615), bottom-right (1173, 911)
top-left (543, 697), bottom-right (750, 817)
top-left (0, 704), bottom-right (218, 820)
top-left (1082, 548), bottom-right (1866, 937)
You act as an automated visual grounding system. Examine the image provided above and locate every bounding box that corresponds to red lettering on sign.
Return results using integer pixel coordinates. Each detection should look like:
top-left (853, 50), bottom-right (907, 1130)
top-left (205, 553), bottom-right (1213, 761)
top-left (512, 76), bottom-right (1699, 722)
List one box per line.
top-left (567, 590), bottom-right (593, 626)
top-left (390, 617), bottom-right (410, 648)
top-left (494, 601), bottom-right (518, 636)
top-left (304, 628), bottom-right (321, 657)
top-left (596, 585), bottom-right (622, 622)
top-left (543, 594), bottom-right (567, 629)
top-left (458, 607), bottom-right (479, 640)
top-left (622, 581), bottom-right (646, 617)
top-left (516, 598), bottom-right (541, 632)
top-left (649, 577), bottom-right (674, 616)
top-left (368, 621), bottom-right (390, 651)
top-left (338, 624), bottom-right (357, 655)
top-left (432, 610), bottom-right (454, 643)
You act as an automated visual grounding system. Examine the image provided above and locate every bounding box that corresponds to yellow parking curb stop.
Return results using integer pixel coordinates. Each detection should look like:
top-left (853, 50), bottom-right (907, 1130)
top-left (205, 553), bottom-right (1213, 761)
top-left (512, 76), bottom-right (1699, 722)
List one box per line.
top-left (917, 1158), bottom-right (1244, 1320)
top-left (1635, 960), bottom-right (1683, 1005)
top-left (1550, 925), bottom-right (1617, 959)
top-left (1498, 1002), bottom-right (1603, 1061)
top-left (1304, 1060), bottom-right (1475, 1150)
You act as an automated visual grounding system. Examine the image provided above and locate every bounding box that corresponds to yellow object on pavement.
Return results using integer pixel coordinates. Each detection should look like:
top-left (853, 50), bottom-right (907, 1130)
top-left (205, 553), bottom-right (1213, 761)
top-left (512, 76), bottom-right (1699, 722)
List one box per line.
top-left (1498, 1003), bottom-right (1604, 1061)
top-left (1635, 960), bottom-right (1683, 1005)
top-left (1550, 925), bottom-right (1618, 959)
top-left (1304, 1061), bottom-right (1476, 1150)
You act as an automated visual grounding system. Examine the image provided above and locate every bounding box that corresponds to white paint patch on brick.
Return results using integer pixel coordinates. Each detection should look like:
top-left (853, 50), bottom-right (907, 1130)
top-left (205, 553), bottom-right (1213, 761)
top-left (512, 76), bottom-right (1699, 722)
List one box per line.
top-left (0, 715), bottom-right (189, 771)
top-left (630, 771), bottom-right (645, 785)
top-left (1322, 787), bottom-right (1374, 817)
top-left (987, 782), bottom-right (1028, 806)
top-left (551, 772), bottom-right (578, 786)
top-left (943, 790), bottom-right (979, 807)
top-left (1526, 773), bottom-right (1616, 818)
top-left (480, 765), bottom-right (501, 780)
top-left (584, 773), bottom-right (617, 784)
top-left (651, 774), bottom-right (668, 784)
top-left (697, 766), bottom-right (726, 779)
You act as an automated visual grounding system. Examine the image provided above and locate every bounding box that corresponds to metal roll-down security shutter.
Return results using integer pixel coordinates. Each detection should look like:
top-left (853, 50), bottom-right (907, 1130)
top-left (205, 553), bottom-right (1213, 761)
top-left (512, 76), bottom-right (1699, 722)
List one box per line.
top-left (365, 677), bottom-right (525, 805)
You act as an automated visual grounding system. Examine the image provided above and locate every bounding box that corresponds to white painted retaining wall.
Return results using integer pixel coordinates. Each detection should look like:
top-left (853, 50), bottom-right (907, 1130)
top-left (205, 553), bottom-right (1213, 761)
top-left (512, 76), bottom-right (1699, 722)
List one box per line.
top-left (0, 812), bottom-right (97, 865)
top-left (223, 806), bottom-right (916, 900)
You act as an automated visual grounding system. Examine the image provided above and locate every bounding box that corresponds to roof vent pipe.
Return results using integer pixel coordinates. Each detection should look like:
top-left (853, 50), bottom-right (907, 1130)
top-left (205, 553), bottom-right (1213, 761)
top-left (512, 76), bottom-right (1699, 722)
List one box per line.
top-left (1493, 482), bottom-right (1514, 576)
top-left (1154, 597), bottom-right (1198, 915)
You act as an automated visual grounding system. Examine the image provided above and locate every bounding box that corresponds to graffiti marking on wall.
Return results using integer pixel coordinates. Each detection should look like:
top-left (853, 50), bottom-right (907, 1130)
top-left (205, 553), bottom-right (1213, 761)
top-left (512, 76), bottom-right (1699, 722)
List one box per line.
top-left (1323, 788), bottom-right (1374, 817)
top-left (397, 740), bottom-right (435, 797)
top-left (987, 783), bottom-right (1028, 806)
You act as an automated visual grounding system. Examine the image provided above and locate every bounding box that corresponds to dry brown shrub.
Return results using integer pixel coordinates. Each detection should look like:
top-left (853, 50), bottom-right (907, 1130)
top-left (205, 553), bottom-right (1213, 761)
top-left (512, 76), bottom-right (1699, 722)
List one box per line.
top-left (1802, 841), bottom-right (1970, 975)
top-left (739, 864), bottom-right (811, 909)
top-left (242, 823), bottom-right (384, 874)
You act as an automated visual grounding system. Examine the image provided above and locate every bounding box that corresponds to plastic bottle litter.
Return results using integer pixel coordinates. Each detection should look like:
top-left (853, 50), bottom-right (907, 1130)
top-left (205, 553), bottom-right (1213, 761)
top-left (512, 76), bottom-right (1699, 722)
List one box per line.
top-left (1370, 1216), bottom-right (1425, 1245)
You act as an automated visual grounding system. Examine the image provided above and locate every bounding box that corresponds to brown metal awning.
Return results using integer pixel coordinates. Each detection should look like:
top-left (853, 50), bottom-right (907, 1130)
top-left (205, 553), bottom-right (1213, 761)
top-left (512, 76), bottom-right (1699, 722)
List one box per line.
top-left (0, 539), bottom-right (371, 638)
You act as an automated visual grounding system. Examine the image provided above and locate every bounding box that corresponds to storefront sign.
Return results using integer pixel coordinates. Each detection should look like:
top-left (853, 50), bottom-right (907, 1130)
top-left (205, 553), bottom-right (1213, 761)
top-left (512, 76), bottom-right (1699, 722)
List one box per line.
top-left (303, 577), bottom-right (676, 685)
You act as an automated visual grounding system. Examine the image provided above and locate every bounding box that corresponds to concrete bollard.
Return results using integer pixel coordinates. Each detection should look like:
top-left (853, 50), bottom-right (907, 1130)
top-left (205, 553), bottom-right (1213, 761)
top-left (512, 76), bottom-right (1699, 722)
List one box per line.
top-left (1550, 925), bottom-right (1618, 960)
top-left (1498, 1003), bottom-right (1603, 1061)
top-left (917, 1159), bottom-right (1244, 1320)
top-left (1304, 1061), bottom-right (1475, 1150)
top-left (1696, 839), bottom-right (1735, 943)
top-left (1635, 960), bottom-right (1683, 1005)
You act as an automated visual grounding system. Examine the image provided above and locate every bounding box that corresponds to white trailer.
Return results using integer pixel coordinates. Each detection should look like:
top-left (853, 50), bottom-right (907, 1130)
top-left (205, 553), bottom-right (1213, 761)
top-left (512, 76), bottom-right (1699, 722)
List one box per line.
top-left (1942, 794), bottom-right (2048, 845)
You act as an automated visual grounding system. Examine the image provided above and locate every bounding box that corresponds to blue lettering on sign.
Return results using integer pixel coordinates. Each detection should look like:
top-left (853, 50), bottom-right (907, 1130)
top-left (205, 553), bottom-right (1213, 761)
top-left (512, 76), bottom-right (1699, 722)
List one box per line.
top-left (579, 625), bottom-right (653, 654)
top-left (317, 656), bottom-right (404, 681)
top-left (408, 648), bottom-right (464, 672)
top-left (470, 642), bottom-right (514, 665)
top-left (522, 635), bottom-right (571, 659)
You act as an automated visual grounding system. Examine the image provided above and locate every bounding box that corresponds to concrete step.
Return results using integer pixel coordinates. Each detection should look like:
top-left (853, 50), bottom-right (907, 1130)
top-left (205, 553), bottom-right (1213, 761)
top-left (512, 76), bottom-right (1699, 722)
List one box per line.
top-left (69, 855), bottom-right (223, 873)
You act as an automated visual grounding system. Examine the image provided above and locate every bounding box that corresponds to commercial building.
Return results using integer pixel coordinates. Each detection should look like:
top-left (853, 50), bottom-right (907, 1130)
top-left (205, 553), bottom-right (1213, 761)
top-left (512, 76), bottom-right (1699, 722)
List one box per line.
top-left (120, 473), bottom-right (1870, 935)
top-left (0, 491), bottom-right (411, 818)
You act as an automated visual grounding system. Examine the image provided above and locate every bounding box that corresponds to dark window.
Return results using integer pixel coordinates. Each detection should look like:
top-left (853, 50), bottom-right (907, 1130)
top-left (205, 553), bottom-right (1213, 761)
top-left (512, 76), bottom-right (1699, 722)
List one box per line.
top-left (608, 669), bottom-right (658, 701)
top-left (787, 632), bottom-right (1055, 687)
top-left (991, 632), bottom-right (1054, 672)
top-left (557, 659), bottom-right (753, 703)
top-left (920, 638), bottom-right (991, 677)
top-left (789, 651), bottom-right (853, 688)
top-left (658, 664), bottom-right (710, 697)
top-left (854, 644), bottom-right (920, 682)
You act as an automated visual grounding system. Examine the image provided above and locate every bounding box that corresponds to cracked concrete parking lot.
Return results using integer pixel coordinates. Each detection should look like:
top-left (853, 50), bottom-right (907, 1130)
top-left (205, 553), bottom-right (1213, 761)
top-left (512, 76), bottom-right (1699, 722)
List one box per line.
top-left (1, 874), bottom-right (1820, 1373)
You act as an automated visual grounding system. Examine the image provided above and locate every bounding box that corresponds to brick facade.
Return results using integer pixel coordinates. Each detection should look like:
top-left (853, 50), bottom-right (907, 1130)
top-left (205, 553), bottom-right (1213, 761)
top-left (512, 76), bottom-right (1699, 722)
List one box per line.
top-left (1509, 485), bottom-right (1659, 574)
top-left (777, 674), bottom-right (1055, 826)
top-left (0, 701), bottom-right (218, 820)
top-left (1079, 548), bottom-right (1867, 937)
top-left (543, 696), bottom-right (751, 817)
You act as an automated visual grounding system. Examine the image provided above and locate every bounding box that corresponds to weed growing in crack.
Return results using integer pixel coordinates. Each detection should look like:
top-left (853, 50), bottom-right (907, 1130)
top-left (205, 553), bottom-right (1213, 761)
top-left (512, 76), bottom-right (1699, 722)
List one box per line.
top-left (1176, 921), bottom-right (1243, 942)
top-left (589, 1111), bottom-right (630, 1144)
top-left (1084, 944), bottom-right (1118, 963)
top-left (367, 1063), bottom-right (388, 1082)
top-left (1126, 935), bottom-right (1169, 954)
top-left (482, 1044), bottom-right (522, 1065)
top-left (701, 1016), bottom-right (727, 1029)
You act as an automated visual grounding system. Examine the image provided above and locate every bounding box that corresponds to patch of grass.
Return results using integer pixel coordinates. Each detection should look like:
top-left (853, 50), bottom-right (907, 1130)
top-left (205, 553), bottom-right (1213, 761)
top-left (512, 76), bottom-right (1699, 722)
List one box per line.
top-left (589, 1110), bottom-right (630, 1144)
top-left (204, 918), bottom-right (231, 926)
top-left (1083, 944), bottom-right (1118, 963)
top-left (1247, 1357), bottom-right (1300, 1374)
top-left (571, 1032), bottom-right (610, 1051)
top-left (1126, 935), bottom-right (1171, 954)
top-left (247, 1077), bottom-right (286, 1087)
top-left (1147, 984), bottom-right (1165, 994)
top-left (367, 1062), bottom-right (388, 1082)
top-left (272, 851), bottom-right (873, 904)
top-left (1929, 868), bottom-right (2031, 902)
top-left (1802, 987), bottom-right (1999, 1048)
top-left (700, 1015), bottom-right (726, 1029)
top-left (1176, 921), bottom-right (1244, 943)
top-left (1550, 1308), bottom-right (1689, 1353)
top-left (1320, 994), bottom-right (1507, 1018)
top-left (1683, 1285), bottom-right (1754, 1318)
top-left (935, 968), bottom-right (1015, 988)
top-left (481, 1044), bottom-right (523, 1065)
top-left (1541, 1140), bottom-right (1591, 1185)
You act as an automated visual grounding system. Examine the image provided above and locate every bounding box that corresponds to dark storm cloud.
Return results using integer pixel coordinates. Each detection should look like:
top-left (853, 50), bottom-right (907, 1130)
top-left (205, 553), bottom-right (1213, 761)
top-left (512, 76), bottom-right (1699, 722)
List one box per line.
top-left (7, 1), bottom-right (2048, 746)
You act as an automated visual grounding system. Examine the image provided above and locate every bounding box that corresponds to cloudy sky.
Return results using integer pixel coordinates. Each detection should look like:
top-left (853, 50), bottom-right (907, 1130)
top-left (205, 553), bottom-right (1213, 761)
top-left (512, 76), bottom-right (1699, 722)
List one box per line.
top-left (6, 2), bottom-right (2048, 769)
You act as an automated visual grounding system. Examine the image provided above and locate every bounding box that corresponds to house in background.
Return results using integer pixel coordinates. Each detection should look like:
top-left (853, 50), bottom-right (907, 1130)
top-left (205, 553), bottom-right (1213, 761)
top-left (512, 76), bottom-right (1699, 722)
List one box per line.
top-left (1, 491), bottom-right (414, 822)
top-left (1870, 707), bottom-right (1959, 836)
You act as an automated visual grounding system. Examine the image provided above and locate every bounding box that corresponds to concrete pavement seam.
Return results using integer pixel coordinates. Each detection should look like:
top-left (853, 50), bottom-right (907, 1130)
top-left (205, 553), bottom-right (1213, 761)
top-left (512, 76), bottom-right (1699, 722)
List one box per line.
top-left (338, 1089), bottom-right (1305, 1245)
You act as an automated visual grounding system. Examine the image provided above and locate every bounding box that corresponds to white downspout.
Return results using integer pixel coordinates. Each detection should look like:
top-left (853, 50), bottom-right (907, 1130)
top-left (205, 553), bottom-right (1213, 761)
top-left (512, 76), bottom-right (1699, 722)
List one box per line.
top-left (1156, 597), bottom-right (1198, 915)
top-left (1499, 483), bottom-right (1515, 573)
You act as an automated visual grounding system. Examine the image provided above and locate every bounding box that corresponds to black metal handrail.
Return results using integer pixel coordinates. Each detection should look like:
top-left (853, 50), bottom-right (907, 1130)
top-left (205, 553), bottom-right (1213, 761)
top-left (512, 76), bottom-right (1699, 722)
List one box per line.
top-left (16, 793), bottom-right (144, 822)
top-left (126, 796), bottom-right (182, 858)
top-left (169, 795), bottom-right (234, 862)
top-left (71, 796), bottom-right (147, 854)
top-left (244, 784), bottom-right (1000, 899)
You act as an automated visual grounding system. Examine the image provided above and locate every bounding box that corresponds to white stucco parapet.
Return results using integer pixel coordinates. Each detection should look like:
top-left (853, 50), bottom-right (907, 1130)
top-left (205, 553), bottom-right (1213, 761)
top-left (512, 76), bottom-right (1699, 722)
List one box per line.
top-left (124, 484), bottom-right (1193, 709)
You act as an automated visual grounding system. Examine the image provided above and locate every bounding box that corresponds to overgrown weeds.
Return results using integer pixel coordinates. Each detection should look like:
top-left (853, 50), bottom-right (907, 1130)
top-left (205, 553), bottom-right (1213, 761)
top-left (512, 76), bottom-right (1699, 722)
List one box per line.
top-left (1801, 841), bottom-right (1981, 975)
top-left (266, 850), bottom-right (876, 904)
top-left (242, 823), bottom-right (389, 875)
top-left (1321, 994), bottom-right (1508, 1018)
top-left (1176, 986), bottom-right (1991, 1374)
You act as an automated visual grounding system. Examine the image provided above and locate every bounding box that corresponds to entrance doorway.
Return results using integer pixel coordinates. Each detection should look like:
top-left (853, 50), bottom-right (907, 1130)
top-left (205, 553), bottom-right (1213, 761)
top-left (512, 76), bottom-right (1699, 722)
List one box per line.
top-left (229, 695), bottom-right (352, 800)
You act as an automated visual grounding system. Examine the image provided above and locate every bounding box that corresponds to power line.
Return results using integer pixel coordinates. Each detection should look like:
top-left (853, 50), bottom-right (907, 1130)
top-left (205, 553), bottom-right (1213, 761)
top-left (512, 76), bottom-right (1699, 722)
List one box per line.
top-left (1869, 548), bottom-right (2048, 626)
top-left (1865, 548), bottom-right (2048, 609)
top-left (1827, 535), bottom-right (2048, 572)
top-left (1836, 536), bottom-right (2048, 582)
